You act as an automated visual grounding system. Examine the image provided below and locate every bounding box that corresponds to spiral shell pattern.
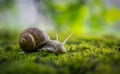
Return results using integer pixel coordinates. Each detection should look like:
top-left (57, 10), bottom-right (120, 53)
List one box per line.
top-left (19, 27), bottom-right (49, 52)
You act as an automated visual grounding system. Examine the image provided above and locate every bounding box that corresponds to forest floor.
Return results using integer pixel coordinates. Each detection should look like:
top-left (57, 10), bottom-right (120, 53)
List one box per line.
top-left (0, 35), bottom-right (120, 74)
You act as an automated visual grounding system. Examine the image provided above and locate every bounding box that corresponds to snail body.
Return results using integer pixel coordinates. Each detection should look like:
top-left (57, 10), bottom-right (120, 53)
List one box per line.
top-left (40, 40), bottom-right (66, 53)
top-left (19, 27), bottom-right (72, 53)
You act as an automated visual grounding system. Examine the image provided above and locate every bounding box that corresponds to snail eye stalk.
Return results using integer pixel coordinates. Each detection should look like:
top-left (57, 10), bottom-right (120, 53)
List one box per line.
top-left (56, 33), bottom-right (59, 41)
top-left (62, 34), bottom-right (72, 45)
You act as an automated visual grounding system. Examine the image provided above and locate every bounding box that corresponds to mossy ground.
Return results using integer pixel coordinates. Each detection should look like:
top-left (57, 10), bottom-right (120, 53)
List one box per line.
top-left (0, 35), bottom-right (120, 74)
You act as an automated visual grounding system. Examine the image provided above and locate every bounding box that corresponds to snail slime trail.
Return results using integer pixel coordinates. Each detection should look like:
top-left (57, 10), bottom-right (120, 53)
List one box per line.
top-left (19, 27), bottom-right (72, 54)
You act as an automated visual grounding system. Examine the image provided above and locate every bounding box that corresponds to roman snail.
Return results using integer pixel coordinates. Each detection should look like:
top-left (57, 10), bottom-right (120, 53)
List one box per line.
top-left (19, 27), bottom-right (72, 53)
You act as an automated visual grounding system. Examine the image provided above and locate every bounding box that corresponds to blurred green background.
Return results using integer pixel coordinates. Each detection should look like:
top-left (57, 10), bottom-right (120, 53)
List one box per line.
top-left (0, 0), bottom-right (120, 74)
top-left (0, 0), bottom-right (120, 42)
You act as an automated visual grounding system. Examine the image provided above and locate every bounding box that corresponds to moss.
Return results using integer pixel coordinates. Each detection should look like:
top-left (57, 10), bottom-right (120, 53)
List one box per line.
top-left (0, 35), bottom-right (120, 74)
top-left (3, 61), bottom-right (56, 74)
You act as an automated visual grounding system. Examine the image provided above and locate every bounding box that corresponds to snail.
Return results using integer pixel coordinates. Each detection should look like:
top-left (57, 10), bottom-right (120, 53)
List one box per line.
top-left (19, 27), bottom-right (72, 53)
top-left (19, 27), bottom-right (50, 52)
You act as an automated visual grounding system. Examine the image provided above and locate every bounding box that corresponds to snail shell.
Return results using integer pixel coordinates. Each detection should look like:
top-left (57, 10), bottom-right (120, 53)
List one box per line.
top-left (19, 27), bottom-right (50, 52)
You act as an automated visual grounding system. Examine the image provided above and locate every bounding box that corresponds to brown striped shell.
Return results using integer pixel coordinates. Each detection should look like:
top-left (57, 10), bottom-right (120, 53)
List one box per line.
top-left (19, 27), bottom-right (50, 52)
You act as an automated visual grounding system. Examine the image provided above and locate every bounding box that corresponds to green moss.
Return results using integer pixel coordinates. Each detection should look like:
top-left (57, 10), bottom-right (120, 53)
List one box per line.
top-left (0, 35), bottom-right (120, 74)
top-left (3, 62), bottom-right (56, 74)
